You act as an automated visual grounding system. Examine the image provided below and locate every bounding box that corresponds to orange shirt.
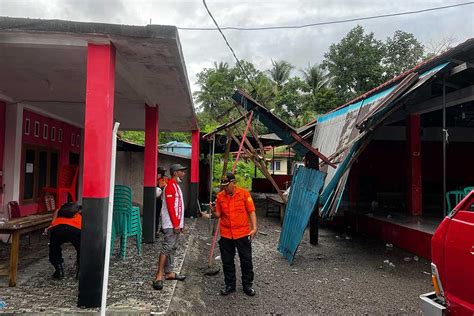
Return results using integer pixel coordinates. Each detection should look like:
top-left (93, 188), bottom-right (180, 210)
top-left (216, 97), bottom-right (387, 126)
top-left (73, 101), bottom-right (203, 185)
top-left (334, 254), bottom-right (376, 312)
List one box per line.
top-left (51, 213), bottom-right (82, 230)
top-left (216, 187), bottom-right (255, 239)
top-left (158, 176), bottom-right (168, 189)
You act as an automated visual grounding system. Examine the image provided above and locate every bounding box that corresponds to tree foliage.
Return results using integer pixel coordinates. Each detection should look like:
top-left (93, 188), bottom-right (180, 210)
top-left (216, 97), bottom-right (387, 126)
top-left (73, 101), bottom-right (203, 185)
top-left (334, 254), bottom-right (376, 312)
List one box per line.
top-left (194, 26), bottom-right (426, 130)
top-left (322, 25), bottom-right (385, 101)
top-left (384, 30), bottom-right (424, 79)
top-left (322, 26), bottom-right (426, 103)
top-left (120, 131), bottom-right (190, 146)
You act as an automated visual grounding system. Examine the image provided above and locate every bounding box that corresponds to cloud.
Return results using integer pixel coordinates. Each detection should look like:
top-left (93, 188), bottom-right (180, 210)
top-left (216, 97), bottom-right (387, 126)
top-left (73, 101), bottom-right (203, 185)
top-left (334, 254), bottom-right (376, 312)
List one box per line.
top-left (1, 0), bottom-right (473, 94)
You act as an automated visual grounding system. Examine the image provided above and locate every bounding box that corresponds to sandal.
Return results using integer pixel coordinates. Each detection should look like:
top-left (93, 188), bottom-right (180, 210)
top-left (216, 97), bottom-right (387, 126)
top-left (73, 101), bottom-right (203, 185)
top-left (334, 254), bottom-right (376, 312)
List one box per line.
top-left (152, 279), bottom-right (163, 290)
top-left (165, 272), bottom-right (186, 281)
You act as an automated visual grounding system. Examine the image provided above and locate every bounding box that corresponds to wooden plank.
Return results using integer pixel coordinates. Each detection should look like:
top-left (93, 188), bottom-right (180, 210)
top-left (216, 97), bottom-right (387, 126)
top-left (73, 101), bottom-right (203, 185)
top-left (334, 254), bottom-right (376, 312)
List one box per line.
top-left (221, 129), bottom-right (232, 178)
top-left (0, 214), bottom-right (52, 232)
top-left (202, 112), bottom-right (249, 140)
top-left (229, 132), bottom-right (286, 203)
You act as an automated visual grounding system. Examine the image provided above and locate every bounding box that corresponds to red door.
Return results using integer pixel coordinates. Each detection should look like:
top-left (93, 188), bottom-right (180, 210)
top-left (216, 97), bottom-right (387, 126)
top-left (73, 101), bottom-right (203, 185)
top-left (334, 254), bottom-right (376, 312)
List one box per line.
top-left (444, 194), bottom-right (474, 313)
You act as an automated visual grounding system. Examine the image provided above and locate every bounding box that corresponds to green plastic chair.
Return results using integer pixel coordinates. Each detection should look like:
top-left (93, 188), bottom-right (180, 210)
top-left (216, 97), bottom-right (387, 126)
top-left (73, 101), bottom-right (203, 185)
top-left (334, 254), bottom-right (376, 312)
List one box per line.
top-left (464, 186), bottom-right (474, 196)
top-left (446, 190), bottom-right (465, 212)
top-left (111, 185), bottom-right (142, 259)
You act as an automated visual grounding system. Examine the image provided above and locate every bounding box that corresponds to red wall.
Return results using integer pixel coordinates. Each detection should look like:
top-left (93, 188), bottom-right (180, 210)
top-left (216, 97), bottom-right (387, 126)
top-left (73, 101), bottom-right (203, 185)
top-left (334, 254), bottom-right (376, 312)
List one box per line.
top-left (20, 110), bottom-right (82, 215)
top-left (252, 175), bottom-right (292, 193)
top-left (22, 110), bottom-right (81, 154)
top-left (350, 140), bottom-right (474, 215)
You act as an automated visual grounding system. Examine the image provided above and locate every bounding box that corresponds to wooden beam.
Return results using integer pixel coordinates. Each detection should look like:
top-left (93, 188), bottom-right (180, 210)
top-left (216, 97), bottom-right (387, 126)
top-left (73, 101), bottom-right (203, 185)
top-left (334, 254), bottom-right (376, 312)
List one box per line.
top-left (202, 112), bottom-right (249, 140)
top-left (449, 62), bottom-right (474, 77)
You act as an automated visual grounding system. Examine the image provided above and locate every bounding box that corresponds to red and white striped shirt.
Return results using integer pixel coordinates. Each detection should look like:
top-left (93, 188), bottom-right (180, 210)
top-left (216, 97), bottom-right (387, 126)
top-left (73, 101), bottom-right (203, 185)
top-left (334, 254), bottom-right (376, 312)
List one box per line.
top-left (160, 178), bottom-right (185, 229)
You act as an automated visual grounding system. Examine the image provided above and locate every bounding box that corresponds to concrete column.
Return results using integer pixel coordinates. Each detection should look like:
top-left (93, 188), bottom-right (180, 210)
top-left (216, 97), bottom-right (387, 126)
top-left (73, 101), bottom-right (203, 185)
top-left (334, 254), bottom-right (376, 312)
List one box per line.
top-left (188, 129), bottom-right (200, 217)
top-left (407, 114), bottom-right (422, 216)
top-left (143, 105), bottom-right (158, 243)
top-left (0, 102), bottom-right (5, 215)
top-left (78, 43), bottom-right (115, 308)
top-left (2, 103), bottom-right (23, 219)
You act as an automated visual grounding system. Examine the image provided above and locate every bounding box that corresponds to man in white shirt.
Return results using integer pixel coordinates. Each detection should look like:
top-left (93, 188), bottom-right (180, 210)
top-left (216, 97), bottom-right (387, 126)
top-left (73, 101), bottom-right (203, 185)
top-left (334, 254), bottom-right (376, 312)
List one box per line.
top-left (152, 163), bottom-right (187, 290)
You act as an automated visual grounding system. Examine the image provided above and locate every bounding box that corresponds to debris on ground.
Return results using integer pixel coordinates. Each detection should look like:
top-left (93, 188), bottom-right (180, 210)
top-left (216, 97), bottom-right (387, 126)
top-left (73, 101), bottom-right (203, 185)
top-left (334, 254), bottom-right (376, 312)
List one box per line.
top-left (259, 231), bottom-right (268, 236)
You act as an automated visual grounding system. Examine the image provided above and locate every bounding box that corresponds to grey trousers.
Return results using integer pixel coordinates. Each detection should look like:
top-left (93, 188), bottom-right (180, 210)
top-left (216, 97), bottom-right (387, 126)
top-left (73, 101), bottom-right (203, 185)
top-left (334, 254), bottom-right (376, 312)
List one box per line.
top-left (161, 228), bottom-right (179, 273)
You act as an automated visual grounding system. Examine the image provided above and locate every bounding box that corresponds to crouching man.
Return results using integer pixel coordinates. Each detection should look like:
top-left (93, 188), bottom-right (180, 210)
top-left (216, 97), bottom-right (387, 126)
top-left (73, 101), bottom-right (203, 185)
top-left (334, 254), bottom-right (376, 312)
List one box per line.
top-left (48, 202), bottom-right (82, 280)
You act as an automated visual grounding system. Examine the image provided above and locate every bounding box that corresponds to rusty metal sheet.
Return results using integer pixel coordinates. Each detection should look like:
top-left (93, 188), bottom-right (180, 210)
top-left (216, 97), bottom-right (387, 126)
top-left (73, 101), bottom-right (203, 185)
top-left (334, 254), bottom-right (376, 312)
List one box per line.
top-left (316, 62), bottom-right (450, 219)
top-left (278, 166), bottom-right (326, 264)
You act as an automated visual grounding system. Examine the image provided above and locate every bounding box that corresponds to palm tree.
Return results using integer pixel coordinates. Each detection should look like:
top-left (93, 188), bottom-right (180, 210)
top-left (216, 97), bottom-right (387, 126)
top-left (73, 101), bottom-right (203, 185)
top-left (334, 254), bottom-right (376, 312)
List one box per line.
top-left (267, 60), bottom-right (293, 92)
top-left (301, 64), bottom-right (330, 95)
top-left (213, 61), bottom-right (229, 71)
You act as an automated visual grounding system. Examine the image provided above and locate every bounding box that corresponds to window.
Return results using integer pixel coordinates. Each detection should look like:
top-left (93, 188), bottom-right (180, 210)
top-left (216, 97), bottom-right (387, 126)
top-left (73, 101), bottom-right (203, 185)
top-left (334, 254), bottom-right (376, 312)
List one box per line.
top-left (270, 160), bottom-right (281, 171)
top-left (58, 128), bottom-right (63, 143)
top-left (51, 127), bottom-right (56, 141)
top-left (71, 133), bottom-right (75, 146)
top-left (274, 161), bottom-right (281, 171)
top-left (21, 145), bottom-right (59, 203)
top-left (24, 119), bottom-right (30, 135)
top-left (43, 124), bottom-right (48, 140)
top-left (34, 121), bottom-right (40, 137)
top-left (76, 134), bottom-right (80, 147)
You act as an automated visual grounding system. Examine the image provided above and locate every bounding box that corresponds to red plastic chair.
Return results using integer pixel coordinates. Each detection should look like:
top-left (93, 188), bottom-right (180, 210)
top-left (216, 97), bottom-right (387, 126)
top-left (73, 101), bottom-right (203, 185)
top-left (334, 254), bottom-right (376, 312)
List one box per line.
top-left (42, 165), bottom-right (79, 207)
top-left (8, 201), bottom-right (21, 219)
top-left (6, 201), bottom-right (22, 244)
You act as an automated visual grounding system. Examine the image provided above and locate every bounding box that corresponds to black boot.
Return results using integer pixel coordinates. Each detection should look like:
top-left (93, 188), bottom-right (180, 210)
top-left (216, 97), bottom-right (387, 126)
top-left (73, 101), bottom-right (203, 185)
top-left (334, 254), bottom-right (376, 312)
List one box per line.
top-left (52, 264), bottom-right (64, 280)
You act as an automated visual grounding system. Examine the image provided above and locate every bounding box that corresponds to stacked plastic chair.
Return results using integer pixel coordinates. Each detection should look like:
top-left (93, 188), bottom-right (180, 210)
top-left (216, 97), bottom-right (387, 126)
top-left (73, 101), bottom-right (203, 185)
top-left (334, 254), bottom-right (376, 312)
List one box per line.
top-left (446, 190), bottom-right (465, 212)
top-left (110, 185), bottom-right (142, 259)
top-left (463, 186), bottom-right (474, 196)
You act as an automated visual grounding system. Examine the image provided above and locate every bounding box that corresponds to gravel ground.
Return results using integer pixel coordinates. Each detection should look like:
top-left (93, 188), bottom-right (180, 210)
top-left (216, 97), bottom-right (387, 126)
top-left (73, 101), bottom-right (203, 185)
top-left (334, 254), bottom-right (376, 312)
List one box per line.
top-left (1, 202), bottom-right (433, 314)
top-left (0, 219), bottom-right (195, 314)
top-left (169, 202), bottom-right (433, 314)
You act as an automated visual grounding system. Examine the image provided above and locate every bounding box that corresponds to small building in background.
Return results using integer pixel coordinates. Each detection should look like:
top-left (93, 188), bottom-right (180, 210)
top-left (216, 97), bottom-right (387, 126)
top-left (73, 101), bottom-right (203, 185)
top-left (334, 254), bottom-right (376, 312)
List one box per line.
top-left (159, 141), bottom-right (192, 157)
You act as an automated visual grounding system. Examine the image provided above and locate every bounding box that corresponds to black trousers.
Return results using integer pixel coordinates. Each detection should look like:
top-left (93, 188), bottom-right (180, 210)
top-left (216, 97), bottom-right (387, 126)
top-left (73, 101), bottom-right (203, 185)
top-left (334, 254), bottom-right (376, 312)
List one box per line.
top-left (219, 236), bottom-right (254, 289)
top-left (49, 224), bottom-right (81, 266)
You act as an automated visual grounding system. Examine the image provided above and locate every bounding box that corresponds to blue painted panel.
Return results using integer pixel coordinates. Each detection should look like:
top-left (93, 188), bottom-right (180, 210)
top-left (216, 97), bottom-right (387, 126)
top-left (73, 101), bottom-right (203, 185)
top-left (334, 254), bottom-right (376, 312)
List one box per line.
top-left (316, 62), bottom-right (449, 124)
top-left (278, 166), bottom-right (326, 264)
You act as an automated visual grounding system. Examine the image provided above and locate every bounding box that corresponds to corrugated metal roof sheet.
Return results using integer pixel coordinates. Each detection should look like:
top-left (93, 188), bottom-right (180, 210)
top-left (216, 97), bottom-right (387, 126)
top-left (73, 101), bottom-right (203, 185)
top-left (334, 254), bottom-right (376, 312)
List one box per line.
top-left (315, 62), bottom-right (450, 219)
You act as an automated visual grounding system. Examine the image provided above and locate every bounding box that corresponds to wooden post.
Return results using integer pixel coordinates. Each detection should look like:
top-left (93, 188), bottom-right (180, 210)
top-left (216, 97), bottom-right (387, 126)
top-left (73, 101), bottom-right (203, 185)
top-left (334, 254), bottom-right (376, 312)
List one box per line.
top-left (305, 152), bottom-right (320, 245)
top-left (9, 232), bottom-right (20, 287)
top-left (407, 114), bottom-right (422, 216)
top-left (221, 130), bottom-right (232, 179)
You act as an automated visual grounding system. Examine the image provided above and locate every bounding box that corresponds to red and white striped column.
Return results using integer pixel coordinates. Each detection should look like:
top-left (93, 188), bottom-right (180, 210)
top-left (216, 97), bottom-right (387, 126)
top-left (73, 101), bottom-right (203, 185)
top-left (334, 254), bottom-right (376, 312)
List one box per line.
top-left (78, 43), bottom-right (115, 308)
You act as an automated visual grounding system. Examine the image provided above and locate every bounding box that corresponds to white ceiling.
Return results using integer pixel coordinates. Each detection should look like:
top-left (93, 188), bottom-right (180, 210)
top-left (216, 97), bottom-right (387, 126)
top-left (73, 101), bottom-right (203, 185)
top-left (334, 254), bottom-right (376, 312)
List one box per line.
top-left (0, 19), bottom-right (197, 132)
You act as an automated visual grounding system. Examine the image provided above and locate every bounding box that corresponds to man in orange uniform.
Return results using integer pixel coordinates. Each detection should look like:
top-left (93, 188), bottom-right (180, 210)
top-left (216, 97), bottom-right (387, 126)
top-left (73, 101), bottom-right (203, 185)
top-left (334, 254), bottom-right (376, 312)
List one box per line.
top-left (213, 172), bottom-right (257, 296)
top-left (48, 202), bottom-right (82, 280)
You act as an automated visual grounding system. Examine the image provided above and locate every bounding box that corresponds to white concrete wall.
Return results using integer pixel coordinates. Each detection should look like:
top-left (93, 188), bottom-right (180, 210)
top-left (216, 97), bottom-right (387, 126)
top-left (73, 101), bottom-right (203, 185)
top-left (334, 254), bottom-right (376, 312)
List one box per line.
top-left (114, 151), bottom-right (191, 212)
top-left (1, 103), bottom-right (23, 242)
top-left (2, 103), bottom-right (23, 218)
top-left (269, 158), bottom-right (288, 175)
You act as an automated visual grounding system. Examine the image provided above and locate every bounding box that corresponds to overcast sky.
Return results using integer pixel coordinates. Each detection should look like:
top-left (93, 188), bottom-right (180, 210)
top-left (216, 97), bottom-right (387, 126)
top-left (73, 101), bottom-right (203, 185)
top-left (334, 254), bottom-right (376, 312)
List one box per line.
top-left (2, 0), bottom-right (473, 94)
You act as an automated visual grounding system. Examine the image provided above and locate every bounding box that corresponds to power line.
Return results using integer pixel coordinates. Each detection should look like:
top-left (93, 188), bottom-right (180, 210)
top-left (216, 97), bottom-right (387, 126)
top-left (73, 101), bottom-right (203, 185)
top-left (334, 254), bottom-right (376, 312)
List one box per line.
top-left (180, 1), bottom-right (474, 31)
top-left (202, 0), bottom-right (259, 96)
